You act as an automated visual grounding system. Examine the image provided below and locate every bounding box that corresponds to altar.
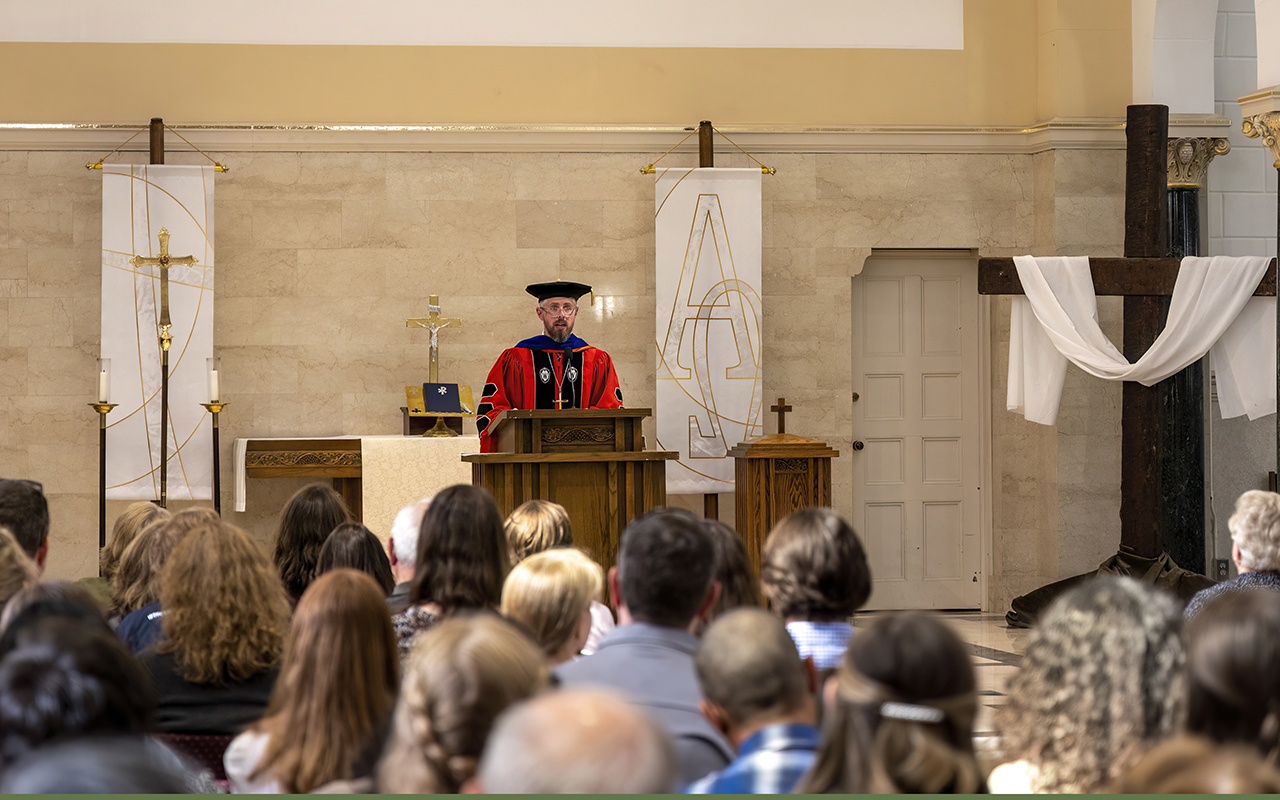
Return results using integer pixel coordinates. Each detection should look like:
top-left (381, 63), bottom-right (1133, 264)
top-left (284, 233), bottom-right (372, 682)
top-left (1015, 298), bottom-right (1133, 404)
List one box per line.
top-left (233, 435), bottom-right (477, 539)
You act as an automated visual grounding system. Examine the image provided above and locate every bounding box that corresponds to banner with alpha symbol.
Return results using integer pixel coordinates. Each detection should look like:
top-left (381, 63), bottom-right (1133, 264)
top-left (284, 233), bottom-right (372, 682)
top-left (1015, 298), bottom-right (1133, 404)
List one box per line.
top-left (654, 168), bottom-right (763, 494)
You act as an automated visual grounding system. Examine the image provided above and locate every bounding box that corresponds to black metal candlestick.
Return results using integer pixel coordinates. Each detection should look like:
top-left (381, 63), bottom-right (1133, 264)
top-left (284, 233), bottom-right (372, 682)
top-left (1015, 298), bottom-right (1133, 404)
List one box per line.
top-left (200, 402), bottom-right (227, 515)
top-left (90, 402), bottom-right (119, 572)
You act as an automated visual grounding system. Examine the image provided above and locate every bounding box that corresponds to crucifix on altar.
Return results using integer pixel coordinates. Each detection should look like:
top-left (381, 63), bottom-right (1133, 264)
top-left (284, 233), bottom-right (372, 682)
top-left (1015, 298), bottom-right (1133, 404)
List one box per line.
top-left (407, 295), bottom-right (463, 383)
top-left (130, 226), bottom-right (198, 508)
top-left (405, 295), bottom-right (469, 437)
top-left (978, 104), bottom-right (1278, 619)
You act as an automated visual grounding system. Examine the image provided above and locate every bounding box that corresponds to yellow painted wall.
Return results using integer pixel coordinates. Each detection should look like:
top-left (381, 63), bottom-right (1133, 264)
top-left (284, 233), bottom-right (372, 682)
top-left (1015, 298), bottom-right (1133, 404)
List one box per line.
top-left (0, 0), bottom-right (1130, 127)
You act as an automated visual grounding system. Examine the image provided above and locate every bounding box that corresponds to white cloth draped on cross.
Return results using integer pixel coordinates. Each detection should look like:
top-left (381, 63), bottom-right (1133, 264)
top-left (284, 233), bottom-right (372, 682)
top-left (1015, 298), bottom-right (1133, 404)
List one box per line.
top-left (1008, 255), bottom-right (1275, 425)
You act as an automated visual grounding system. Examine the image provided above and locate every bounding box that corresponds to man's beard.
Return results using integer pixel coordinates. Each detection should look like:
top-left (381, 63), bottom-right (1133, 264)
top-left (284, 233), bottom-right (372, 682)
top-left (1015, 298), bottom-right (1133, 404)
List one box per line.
top-left (546, 322), bottom-right (573, 343)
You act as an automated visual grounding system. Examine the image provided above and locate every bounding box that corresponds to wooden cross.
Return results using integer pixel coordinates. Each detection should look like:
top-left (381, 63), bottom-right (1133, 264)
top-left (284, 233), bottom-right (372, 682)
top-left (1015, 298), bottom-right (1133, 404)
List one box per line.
top-left (407, 295), bottom-right (463, 383)
top-left (978, 105), bottom-right (1277, 560)
top-left (129, 227), bottom-right (197, 343)
top-left (771, 397), bottom-right (792, 435)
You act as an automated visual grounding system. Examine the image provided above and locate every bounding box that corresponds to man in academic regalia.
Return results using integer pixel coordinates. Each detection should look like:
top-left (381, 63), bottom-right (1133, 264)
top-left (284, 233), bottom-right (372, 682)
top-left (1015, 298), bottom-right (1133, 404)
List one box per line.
top-left (477, 280), bottom-right (624, 453)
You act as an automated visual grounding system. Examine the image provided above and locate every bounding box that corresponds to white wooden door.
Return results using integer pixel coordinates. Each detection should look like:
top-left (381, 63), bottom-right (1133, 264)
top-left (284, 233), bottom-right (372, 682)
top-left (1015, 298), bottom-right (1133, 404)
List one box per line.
top-left (852, 251), bottom-right (983, 609)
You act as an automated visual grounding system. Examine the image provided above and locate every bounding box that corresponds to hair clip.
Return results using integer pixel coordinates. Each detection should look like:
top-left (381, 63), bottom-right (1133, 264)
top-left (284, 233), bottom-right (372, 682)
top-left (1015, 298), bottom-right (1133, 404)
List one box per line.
top-left (879, 701), bottom-right (944, 723)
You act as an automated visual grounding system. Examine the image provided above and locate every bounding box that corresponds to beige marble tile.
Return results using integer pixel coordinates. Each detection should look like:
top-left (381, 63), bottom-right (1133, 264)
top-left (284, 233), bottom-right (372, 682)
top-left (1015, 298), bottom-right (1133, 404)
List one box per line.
top-left (0, 346), bottom-right (26, 395)
top-left (763, 247), bottom-right (818, 296)
top-left (764, 154), bottom-right (818, 202)
top-left (516, 200), bottom-right (603, 249)
top-left (72, 197), bottom-right (102, 248)
top-left (298, 344), bottom-right (420, 396)
top-left (28, 441), bottom-right (97, 495)
top-left (218, 344), bottom-right (302, 395)
top-left (511, 155), bottom-right (563, 200)
top-left (558, 248), bottom-right (650, 296)
top-left (42, 492), bottom-right (100, 581)
top-left (26, 345), bottom-right (95, 396)
top-left (214, 248), bottom-right (299, 298)
top-left (296, 248), bottom-right (390, 298)
top-left (341, 391), bottom-right (413, 436)
top-left (26, 248), bottom-right (98, 298)
top-left (251, 391), bottom-right (345, 437)
top-left (68, 297), bottom-right (100, 350)
top-left (0, 248), bottom-right (25, 280)
top-left (252, 199), bottom-right (342, 249)
top-left (560, 154), bottom-right (650, 202)
top-left (7, 297), bottom-right (74, 347)
top-left (603, 200), bottom-right (652, 249)
top-left (1054, 196), bottom-right (1125, 255)
top-left (2, 198), bottom-right (74, 249)
top-left (772, 201), bottom-right (841, 248)
top-left (215, 153), bottom-right (301, 201)
top-left (341, 199), bottom-right (432, 249)
top-left (215, 199), bottom-right (255, 250)
top-left (386, 153), bottom-right (513, 202)
top-left (427, 200), bottom-right (516, 250)
top-left (295, 153), bottom-right (388, 200)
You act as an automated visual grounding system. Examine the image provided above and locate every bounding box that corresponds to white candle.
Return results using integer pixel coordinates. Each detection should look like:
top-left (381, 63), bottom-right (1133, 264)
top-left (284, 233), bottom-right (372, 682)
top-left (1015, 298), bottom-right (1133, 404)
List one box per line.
top-left (98, 369), bottom-right (110, 404)
top-left (208, 370), bottom-right (220, 403)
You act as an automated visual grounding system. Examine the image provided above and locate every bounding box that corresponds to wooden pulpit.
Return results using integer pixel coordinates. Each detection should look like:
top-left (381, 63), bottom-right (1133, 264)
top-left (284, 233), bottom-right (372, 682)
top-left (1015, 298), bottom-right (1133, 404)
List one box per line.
top-left (729, 433), bottom-right (839, 575)
top-left (463, 409), bottom-right (677, 571)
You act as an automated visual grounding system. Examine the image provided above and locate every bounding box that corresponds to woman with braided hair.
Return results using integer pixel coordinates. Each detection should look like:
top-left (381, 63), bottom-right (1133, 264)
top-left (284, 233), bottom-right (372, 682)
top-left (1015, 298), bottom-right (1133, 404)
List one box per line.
top-left (377, 613), bottom-right (549, 793)
top-left (799, 612), bottom-right (983, 793)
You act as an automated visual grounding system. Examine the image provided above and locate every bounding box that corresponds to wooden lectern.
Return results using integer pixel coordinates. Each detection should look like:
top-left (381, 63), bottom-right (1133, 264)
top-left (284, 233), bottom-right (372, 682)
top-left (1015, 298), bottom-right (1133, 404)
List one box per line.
top-left (728, 433), bottom-right (839, 575)
top-left (463, 409), bottom-right (676, 571)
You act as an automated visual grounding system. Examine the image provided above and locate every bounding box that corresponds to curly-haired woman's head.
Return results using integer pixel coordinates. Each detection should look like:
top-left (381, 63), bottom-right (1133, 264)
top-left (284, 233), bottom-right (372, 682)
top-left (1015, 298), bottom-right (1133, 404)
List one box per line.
top-left (1230, 490), bottom-right (1280, 573)
top-left (761, 508), bottom-right (871, 622)
top-left (410, 484), bottom-right (509, 615)
top-left (377, 614), bottom-right (549, 794)
top-left (997, 575), bottom-right (1186, 793)
top-left (800, 612), bottom-right (981, 794)
top-left (274, 483), bottom-right (350, 602)
top-left (500, 548), bottom-right (602, 664)
top-left (250, 569), bottom-right (400, 793)
top-left (110, 508), bottom-right (219, 618)
top-left (156, 520), bottom-right (292, 685)
top-left (504, 500), bottom-right (573, 564)
top-left (100, 501), bottom-right (169, 581)
top-left (315, 522), bottom-right (395, 596)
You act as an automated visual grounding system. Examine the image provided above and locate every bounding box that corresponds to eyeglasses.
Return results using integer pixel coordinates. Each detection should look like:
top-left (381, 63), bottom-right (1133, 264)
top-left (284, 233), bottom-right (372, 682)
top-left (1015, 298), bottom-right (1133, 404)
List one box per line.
top-left (540, 304), bottom-right (578, 317)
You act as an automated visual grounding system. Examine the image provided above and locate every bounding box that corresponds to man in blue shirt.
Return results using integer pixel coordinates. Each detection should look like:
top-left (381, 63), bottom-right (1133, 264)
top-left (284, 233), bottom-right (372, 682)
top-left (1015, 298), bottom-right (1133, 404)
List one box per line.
top-left (685, 607), bottom-right (820, 794)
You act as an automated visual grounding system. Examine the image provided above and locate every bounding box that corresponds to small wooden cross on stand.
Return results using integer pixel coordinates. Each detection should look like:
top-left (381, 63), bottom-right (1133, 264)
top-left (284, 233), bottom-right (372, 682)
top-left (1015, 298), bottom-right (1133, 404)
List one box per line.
top-left (978, 105), bottom-right (1277, 566)
top-left (129, 226), bottom-right (198, 508)
top-left (407, 295), bottom-right (463, 383)
top-left (771, 397), bottom-right (792, 435)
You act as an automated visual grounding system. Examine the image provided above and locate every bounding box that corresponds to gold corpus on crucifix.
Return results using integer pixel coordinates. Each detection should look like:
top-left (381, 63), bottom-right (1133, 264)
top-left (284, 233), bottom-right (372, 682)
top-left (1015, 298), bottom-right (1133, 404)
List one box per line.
top-left (129, 227), bottom-right (197, 508)
top-left (407, 295), bottom-right (463, 384)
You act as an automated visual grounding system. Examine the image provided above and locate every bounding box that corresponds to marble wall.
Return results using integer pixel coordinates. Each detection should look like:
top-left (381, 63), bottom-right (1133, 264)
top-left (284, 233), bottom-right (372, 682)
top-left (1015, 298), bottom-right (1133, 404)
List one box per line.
top-left (0, 143), bottom-right (1128, 611)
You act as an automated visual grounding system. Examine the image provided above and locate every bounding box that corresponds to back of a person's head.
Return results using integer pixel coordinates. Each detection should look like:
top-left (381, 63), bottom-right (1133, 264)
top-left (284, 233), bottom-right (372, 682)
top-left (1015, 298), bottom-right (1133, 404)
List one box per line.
top-left (1185, 589), bottom-right (1280, 757)
top-left (390, 497), bottom-right (431, 568)
top-left (157, 520), bottom-right (291, 685)
top-left (504, 499), bottom-right (573, 564)
top-left (0, 617), bottom-right (155, 768)
top-left (1230, 490), bottom-right (1280, 572)
top-left (500, 548), bottom-right (602, 661)
top-left (377, 614), bottom-right (549, 794)
top-left (253, 569), bottom-right (400, 793)
top-left (701, 519), bottom-right (760, 624)
top-left (315, 522), bottom-right (395, 596)
top-left (100, 501), bottom-right (169, 581)
top-left (801, 612), bottom-right (980, 794)
top-left (0, 528), bottom-right (38, 613)
top-left (1115, 734), bottom-right (1280, 793)
top-left (617, 507), bottom-right (715, 628)
top-left (409, 484), bottom-right (509, 614)
top-left (998, 575), bottom-right (1186, 793)
top-left (475, 690), bottom-right (678, 793)
top-left (274, 483), bottom-right (350, 600)
top-left (695, 607), bottom-right (810, 729)
top-left (761, 508), bottom-right (870, 621)
top-left (0, 736), bottom-right (192, 794)
top-left (0, 583), bottom-right (111, 654)
top-left (0, 478), bottom-right (48, 560)
top-left (111, 509), bottom-right (217, 618)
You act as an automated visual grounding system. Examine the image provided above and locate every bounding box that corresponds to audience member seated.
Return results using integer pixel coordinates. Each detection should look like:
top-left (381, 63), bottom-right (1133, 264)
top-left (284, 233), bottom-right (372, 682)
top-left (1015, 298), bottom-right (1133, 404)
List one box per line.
top-left (500, 548), bottom-right (602, 665)
top-left (0, 527), bottom-right (38, 613)
top-left (376, 614), bottom-right (549, 793)
top-left (799, 612), bottom-right (982, 794)
top-left (505, 498), bottom-right (613, 654)
top-left (391, 484), bottom-right (509, 658)
top-left (760, 508), bottom-right (871, 671)
top-left (114, 508), bottom-right (220, 649)
top-left (0, 478), bottom-right (49, 572)
top-left (693, 520), bottom-right (761, 636)
top-left (991, 575), bottom-right (1185, 794)
top-left (1184, 589), bottom-right (1280, 758)
top-left (471, 690), bottom-right (678, 793)
top-left (0, 737), bottom-right (195, 794)
top-left (225, 569), bottom-right (399, 793)
top-left (1185, 489), bottom-right (1280, 619)
top-left (315, 522), bottom-right (396, 597)
top-left (139, 520), bottom-right (292, 735)
top-left (387, 497), bottom-right (430, 614)
top-left (687, 607), bottom-right (819, 794)
top-left (1114, 734), bottom-right (1280, 793)
top-left (556, 507), bottom-right (733, 785)
top-left (0, 582), bottom-right (111, 650)
top-left (81, 501), bottom-right (168, 614)
top-left (273, 482), bottom-right (350, 604)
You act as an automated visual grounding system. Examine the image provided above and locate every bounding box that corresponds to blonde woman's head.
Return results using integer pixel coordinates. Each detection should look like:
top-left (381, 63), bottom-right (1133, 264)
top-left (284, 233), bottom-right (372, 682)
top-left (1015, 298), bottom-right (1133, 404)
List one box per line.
top-left (504, 500), bottom-right (572, 564)
top-left (500, 548), bottom-right (601, 663)
top-left (100, 502), bottom-right (169, 581)
top-left (1229, 490), bottom-right (1280, 573)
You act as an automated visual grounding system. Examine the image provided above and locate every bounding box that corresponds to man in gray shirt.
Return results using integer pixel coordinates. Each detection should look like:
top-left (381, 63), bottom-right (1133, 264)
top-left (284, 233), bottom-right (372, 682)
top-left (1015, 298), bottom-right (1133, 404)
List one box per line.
top-left (555, 507), bottom-right (732, 785)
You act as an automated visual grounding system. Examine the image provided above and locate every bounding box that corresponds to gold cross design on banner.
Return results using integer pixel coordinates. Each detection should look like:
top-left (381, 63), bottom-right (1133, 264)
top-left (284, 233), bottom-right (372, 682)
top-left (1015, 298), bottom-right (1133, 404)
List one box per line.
top-left (130, 227), bottom-right (198, 351)
top-left (407, 295), bottom-right (463, 383)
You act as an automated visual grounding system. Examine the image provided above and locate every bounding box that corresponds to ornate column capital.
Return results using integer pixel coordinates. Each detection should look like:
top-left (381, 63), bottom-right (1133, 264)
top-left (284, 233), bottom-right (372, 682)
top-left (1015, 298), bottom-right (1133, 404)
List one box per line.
top-left (1166, 137), bottom-right (1232, 188)
top-left (1243, 112), bottom-right (1280, 168)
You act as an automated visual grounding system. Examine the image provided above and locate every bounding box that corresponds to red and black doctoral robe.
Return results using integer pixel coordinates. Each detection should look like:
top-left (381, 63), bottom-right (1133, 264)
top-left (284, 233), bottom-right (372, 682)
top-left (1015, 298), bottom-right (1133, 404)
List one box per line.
top-left (477, 334), bottom-right (623, 452)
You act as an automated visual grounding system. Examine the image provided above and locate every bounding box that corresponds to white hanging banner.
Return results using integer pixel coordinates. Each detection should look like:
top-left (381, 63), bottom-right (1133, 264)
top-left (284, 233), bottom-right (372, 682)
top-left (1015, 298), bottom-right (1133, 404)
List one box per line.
top-left (101, 165), bottom-right (215, 500)
top-left (655, 167), bottom-right (763, 494)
